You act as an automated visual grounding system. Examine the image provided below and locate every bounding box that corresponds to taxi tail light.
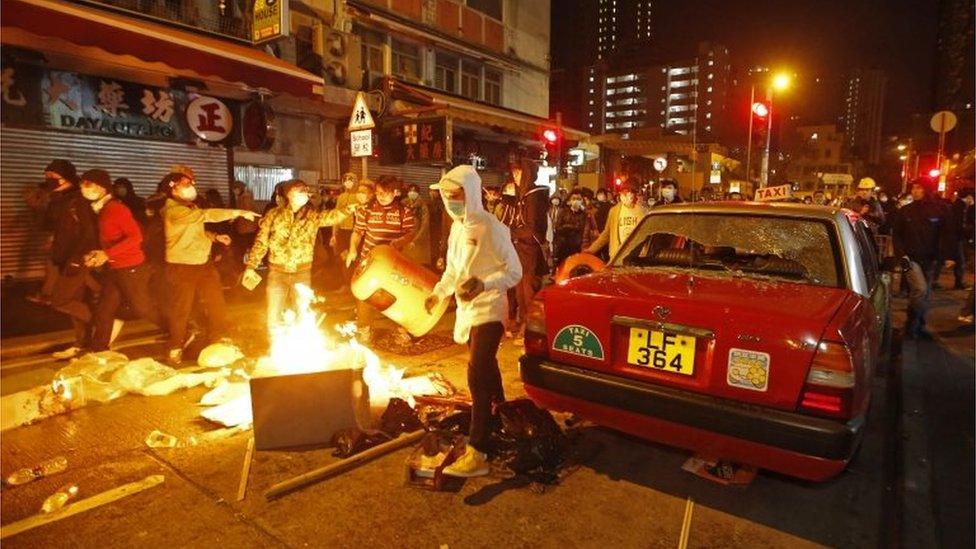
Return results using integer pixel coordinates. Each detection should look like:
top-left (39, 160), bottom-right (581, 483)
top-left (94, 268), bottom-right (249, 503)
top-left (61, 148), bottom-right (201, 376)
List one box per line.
top-left (524, 298), bottom-right (548, 357)
top-left (799, 341), bottom-right (854, 420)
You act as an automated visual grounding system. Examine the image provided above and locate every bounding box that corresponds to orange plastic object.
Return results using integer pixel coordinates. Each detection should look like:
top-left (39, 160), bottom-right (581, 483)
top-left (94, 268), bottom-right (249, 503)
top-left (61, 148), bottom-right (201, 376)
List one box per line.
top-left (350, 245), bottom-right (450, 337)
top-left (553, 252), bottom-right (606, 285)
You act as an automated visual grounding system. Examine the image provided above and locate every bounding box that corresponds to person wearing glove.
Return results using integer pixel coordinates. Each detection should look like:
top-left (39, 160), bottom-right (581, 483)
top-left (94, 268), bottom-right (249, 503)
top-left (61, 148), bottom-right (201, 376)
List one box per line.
top-left (423, 165), bottom-right (522, 477)
top-left (347, 176), bottom-right (416, 343)
top-left (243, 179), bottom-right (352, 328)
top-left (161, 171), bottom-right (259, 365)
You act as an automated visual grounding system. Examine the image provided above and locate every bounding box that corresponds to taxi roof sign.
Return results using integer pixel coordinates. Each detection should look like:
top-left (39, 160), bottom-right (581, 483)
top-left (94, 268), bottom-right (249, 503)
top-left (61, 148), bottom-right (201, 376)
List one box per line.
top-left (754, 184), bottom-right (793, 202)
top-left (348, 92), bottom-right (375, 131)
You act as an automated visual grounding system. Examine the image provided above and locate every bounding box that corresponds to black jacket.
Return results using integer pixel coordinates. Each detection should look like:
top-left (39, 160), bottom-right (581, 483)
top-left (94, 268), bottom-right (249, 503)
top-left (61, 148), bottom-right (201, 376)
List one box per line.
top-left (892, 198), bottom-right (953, 264)
top-left (50, 189), bottom-right (99, 269)
top-left (511, 185), bottom-right (549, 243)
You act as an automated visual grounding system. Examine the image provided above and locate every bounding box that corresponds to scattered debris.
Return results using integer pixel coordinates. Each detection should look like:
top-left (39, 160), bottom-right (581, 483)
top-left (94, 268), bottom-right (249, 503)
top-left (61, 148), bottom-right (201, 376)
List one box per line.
top-left (197, 342), bottom-right (245, 369)
top-left (237, 437), bottom-right (255, 502)
top-left (681, 456), bottom-right (757, 486)
top-left (0, 475), bottom-right (165, 540)
top-left (331, 429), bottom-right (391, 459)
top-left (266, 430), bottom-right (425, 500)
top-left (144, 429), bottom-right (178, 448)
top-left (4, 456), bottom-right (68, 487)
top-left (405, 432), bottom-right (467, 492)
top-left (493, 399), bottom-right (570, 485)
top-left (40, 484), bottom-right (79, 513)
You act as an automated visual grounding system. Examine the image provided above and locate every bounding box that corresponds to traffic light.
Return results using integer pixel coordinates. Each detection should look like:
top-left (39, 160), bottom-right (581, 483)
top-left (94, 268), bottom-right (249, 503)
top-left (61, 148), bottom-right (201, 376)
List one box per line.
top-left (317, 27), bottom-right (362, 89)
top-left (929, 168), bottom-right (941, 178)
top-left (539, 126), bottom-right (563, 168)
top-left (752, 101), bottom-right (769, 118)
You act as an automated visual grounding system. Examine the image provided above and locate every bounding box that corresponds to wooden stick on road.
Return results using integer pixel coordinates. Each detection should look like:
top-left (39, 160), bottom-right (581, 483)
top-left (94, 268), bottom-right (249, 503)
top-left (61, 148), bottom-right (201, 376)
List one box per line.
top-left (237, 437), bottom-right (255, 501)
top-left (265, 430), bottom-right (425, 500)
top-left (0, 475), bottom-right (165, 540)
top-left (677, 497), bottom-right (695, 549)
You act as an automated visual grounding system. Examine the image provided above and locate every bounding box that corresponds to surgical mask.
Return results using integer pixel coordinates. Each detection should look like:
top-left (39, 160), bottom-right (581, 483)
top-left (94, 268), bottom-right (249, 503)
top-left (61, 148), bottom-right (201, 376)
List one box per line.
top-left (570, 200), bottom-right (583, 211)
top-left (289, 192), bottom-right (310, 209)
top-left (596, 194), bottom-right (606, 202)
top-left (343, 180), bottom-right (355, 190)
top-left (356, 193), bottom-right (369, 204)
top-left (445, 199), bottom-right (465, 219)
top-left (408, 191), bottom-right (419, 201)
top-left (377, 195), bottom-right (394, 206)
top-left (879, 196), bottom-right (888, 203)
top-left (503, 187), bottom-right (516, 196)
top-left (177, 186), bottom-right (197, 202)
top-left (81, 186), bottom-right (105, 202)
top-left (661, 188), bottom-right (675, 201)
top-left (551, 198), bottom-right (561, 206)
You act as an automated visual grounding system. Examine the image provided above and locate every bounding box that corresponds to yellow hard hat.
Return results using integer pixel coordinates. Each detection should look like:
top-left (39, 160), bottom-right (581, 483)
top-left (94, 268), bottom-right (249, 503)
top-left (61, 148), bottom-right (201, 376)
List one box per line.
top-left (857, 177), bottom-right (876, 190)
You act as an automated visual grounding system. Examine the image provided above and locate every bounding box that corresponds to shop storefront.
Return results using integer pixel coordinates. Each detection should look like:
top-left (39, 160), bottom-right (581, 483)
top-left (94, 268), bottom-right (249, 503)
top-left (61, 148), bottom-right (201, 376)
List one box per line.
top-left (0, 0), bottom-right (347, 279)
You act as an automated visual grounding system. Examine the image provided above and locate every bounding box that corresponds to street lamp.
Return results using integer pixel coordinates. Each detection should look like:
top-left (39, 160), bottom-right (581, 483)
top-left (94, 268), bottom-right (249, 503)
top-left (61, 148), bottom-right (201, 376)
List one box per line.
top-left (759, 72), bottom-right (791, 187)
top-left (896, 143), bottom-right (907, 152)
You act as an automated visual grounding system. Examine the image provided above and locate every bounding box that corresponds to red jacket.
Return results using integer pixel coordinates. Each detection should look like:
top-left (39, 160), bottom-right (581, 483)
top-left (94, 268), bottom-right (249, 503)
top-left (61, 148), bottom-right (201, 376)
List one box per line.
top-left (98, 200), bottom-right (145, 269)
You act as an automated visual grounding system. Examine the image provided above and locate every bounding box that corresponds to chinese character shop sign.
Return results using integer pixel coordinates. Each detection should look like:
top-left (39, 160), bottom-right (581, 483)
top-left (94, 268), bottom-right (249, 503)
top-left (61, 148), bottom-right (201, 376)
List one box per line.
top-left (186, 96), bottom-right (233, 142)
top-left (380, 117), bottom-right (449, 165)
top-left (350, 129), bottom-right (372, 157)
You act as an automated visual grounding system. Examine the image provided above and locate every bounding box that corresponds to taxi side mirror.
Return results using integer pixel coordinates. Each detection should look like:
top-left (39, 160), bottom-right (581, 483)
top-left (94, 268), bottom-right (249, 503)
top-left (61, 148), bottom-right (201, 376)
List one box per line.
top-left (881, 256), bottom-right (903, 273)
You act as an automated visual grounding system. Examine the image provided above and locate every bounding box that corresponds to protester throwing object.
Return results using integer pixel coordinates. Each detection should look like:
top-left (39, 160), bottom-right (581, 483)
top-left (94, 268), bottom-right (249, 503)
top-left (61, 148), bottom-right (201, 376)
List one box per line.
top-left (424, 165), bottom-right (522, 477)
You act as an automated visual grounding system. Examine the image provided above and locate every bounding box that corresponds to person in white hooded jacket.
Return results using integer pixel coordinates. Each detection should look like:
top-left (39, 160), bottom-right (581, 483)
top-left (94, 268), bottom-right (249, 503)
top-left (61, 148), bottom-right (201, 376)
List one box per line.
top-left (424, 165), bottom-right (522, 477)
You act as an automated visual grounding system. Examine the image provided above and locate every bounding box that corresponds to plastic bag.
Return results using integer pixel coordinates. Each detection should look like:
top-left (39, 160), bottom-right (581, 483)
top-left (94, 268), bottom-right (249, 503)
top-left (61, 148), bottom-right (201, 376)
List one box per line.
top-left (331, 428), bottom-right (391, 458)
top-left (379, 398), bottom-right (422, 437)
top-left (494, 399), bottom-right (569, 483)
top-left (197, 342), bottom-right (245, 369)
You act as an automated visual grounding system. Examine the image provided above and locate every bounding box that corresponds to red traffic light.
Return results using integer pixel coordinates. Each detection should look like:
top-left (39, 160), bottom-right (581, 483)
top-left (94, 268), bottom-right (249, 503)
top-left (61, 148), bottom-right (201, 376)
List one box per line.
top-left (928, 168), bottom-right (941, 178)
top-left (751, 102), bottom-right (769, 118)
top-left (542, 128), bottom-right (559, 143)
top-left (614, 177), bottom-right (623, 187)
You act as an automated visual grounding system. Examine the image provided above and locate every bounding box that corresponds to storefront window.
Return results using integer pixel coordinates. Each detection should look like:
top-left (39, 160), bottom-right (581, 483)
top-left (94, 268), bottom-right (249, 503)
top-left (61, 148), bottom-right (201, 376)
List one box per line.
top-left (434, 52), bottom-right (458, 93)
top-left (392, 39), bottom-right (421, 83)
top-left (461, 60), bottom-right (481, 101)
top-left (484, 69), bottom-right (501, 105)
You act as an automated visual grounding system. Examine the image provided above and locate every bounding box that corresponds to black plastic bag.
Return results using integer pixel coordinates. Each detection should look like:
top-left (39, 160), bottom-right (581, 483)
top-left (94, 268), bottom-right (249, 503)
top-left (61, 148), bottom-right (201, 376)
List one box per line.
top-left (379, 398), bottom-right (423, 437)
top-left (331, 428), bottom-right (391, 458)
top-left (493, 399), bottom-right (569, 483)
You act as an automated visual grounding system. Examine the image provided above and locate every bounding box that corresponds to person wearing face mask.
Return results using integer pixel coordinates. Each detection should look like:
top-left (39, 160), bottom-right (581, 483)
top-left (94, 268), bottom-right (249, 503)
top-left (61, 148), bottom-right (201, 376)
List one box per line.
top-left (508, 159), bottom-right (549, 337)
top-left (553, 191), bottom-right (588, 267)
top-left (112, 178), bottom-right (147, 226)
top-left (80, 169), bottom-right (166, 352)
top-left (46, 162), bottom-right (103, 359)
top-left (161, 171), bottom-right (259, 364)
top-left (347, 177), bottom-right (416, 343)
top-left (401, 183), bottom-right (431, 267)
top-left (25, 159), bottom-right (81, 306)
top-left (655, 179), bottom-right (683, 207)
top-left (586, 179), bottom-right (648, 258)
top-left (495, 179), bottom-right (519, 225)
top-left (243, 179), bottom-right (352, 328)
top-left (592, 188), bottom-right (613, 236)
top-left (424, 165), bottom-right (522, 477)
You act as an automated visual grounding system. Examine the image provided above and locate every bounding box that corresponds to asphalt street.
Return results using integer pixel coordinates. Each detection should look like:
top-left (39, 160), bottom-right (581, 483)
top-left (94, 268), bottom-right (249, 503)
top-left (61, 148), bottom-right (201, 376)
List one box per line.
top-left (0, 278), bottom-right (971, 548)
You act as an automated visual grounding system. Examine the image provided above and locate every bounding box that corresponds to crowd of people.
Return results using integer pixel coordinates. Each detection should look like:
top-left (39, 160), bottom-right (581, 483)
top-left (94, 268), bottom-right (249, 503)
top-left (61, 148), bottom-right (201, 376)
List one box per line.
top-left (22, 157), bottom-right (974, 365)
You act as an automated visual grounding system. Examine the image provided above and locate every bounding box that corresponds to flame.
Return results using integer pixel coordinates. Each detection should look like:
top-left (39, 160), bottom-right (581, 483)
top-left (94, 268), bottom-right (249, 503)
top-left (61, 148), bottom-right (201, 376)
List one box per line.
top-left (52, 376), bottom-right (72, 401)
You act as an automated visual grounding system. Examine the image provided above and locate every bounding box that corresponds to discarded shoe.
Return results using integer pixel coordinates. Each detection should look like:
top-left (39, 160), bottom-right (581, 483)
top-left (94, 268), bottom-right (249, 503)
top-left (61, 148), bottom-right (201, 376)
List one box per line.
top-left (443, 444), bottom-right (490, 478)
top-left (51, 346), bottom-right (84, 360)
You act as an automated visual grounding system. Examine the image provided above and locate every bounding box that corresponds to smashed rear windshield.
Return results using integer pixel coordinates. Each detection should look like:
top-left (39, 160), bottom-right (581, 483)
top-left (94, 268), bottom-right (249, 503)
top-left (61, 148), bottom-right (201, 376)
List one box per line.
top-left (612, 213), bottom-right (842, 287)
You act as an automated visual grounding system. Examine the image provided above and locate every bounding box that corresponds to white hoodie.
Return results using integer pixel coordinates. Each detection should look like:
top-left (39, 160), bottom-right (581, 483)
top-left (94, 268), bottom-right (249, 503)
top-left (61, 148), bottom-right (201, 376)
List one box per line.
top-left (431, 166), bottom-right (523, 344)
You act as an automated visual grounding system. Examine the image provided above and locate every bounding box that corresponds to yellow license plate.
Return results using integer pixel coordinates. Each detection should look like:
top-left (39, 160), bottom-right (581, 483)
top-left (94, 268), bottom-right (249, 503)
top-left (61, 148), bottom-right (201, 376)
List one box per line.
top-left (626, 328), bottom-right (696, 376)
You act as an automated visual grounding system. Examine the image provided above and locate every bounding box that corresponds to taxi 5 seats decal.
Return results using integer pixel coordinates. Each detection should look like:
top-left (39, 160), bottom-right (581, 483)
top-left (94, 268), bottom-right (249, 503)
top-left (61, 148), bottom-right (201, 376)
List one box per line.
top-left (553, 325), bottom-right (605, 360)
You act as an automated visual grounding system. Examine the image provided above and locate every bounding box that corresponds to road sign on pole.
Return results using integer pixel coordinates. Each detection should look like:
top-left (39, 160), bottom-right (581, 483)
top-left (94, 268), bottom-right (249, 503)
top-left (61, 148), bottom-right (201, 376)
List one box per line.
top-left (930, 110), bottom-right (957, 189)
top-left (350, 129), bottom-right (372, 158)
top-left (348, 92), bottom-right (375, 131)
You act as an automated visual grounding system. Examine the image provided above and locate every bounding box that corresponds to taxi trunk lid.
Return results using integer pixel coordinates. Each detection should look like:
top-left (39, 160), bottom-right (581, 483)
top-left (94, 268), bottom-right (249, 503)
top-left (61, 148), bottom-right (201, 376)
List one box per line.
top-left (544, 269), bottom-right (850, 411)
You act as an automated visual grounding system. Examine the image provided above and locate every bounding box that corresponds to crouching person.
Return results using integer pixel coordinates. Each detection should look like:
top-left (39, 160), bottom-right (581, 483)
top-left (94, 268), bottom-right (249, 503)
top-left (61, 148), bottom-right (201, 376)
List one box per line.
top-left (424, 166), bottom-right (522, 477)
top-left (243, 179), bottom-right (353, 328)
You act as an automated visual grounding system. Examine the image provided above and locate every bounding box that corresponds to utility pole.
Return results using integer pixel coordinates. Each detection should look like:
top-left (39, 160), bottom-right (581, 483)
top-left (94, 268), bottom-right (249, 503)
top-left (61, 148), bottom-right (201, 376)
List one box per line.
top-left (745, 84), bottom-right (755, 183)
top-left (760, 86), bottom-right (773, 188)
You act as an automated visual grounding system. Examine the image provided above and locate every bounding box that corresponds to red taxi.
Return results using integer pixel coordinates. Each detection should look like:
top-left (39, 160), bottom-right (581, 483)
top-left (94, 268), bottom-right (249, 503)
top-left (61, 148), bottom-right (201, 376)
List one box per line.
top-left (520, 202), bottom-right (892, 481)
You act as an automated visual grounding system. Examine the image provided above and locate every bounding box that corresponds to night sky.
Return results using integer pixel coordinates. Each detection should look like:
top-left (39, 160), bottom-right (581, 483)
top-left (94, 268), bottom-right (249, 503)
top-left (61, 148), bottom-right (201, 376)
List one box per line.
top-left (553, 0), bottom-right (943, 135)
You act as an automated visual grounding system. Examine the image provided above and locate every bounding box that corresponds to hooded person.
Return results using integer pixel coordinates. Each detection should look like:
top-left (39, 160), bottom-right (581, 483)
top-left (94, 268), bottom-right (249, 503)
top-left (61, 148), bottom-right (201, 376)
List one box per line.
top-left (112, 178), bottom-right (147, 226)
top-left (243, 179), bottom-right (352, 328)
top-left (586, 178), bottom-right (649, 258)
top-left (424, 165), bottom-right (522, 477)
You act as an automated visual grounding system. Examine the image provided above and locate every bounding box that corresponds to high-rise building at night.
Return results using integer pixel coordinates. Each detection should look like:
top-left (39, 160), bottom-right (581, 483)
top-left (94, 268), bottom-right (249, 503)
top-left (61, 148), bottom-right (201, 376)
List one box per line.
top-left (582, 42), bottom-right (731, 142)
top-left (597, 0), bottom-right (653, 61)
top-left (842, 69), bottom-right (887, 165)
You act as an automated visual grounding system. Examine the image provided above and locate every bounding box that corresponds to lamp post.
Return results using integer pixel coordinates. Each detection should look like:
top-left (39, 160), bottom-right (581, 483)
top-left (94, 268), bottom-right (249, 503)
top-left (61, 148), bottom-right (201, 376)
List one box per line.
top-left (759, 72), bottom-right (791, 188)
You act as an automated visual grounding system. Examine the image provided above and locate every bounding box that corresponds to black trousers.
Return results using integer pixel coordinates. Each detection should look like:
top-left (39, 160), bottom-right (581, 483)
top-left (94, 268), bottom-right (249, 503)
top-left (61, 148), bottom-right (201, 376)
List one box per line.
top-left (467, 321), bottom-right (506, 453)
top-left (166, 262), bottom-right (227, 351)
top-left (92, 263), bottom-right (164, 351)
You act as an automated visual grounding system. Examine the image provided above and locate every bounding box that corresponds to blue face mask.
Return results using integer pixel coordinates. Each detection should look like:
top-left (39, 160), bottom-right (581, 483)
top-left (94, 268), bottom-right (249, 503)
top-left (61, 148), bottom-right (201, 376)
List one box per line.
top-left (445, 199), bottom-right (466, 219)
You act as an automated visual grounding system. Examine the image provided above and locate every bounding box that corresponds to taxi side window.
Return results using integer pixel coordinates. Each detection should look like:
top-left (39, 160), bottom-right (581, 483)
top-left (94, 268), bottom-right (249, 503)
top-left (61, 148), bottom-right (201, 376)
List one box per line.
top-left (854, 222), bottom-right (879, 290)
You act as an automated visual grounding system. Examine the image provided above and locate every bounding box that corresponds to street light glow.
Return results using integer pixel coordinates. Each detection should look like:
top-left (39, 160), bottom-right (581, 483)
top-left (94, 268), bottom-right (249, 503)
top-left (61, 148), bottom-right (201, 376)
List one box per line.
top-left (899, 155), bottom-right (908, 160)
top-left (772, 73), bottom-right (791, 91)
top-left (896, 144), bottom-right (907, 151)
top-left (752, 102), bottom-right (769, 117)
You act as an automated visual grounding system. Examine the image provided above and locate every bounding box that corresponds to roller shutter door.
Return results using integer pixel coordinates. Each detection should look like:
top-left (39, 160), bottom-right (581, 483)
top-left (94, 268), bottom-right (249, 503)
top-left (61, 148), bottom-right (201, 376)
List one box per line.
top-left (349, 158), bottom-right (443, 189)
top-left (1, 127), bottom-right (229, 280)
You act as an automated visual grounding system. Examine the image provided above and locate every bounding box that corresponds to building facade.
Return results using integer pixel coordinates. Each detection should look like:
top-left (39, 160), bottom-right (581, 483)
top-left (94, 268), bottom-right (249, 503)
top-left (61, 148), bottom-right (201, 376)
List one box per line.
top-left (842, 69), bottom-right (886, 165)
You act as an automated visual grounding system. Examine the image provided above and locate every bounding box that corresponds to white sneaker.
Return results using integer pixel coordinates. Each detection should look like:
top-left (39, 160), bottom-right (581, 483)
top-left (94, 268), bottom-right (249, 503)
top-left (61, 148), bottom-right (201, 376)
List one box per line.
top-left (443, 445), bottom-right (490, 478)
top-left (52, 346), bottom-right (83, 360)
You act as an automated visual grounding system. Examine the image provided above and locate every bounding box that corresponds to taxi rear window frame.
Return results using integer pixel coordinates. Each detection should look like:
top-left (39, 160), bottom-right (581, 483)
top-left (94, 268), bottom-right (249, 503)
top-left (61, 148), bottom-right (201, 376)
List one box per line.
top-left (613, 212), bottom-right (848, 290)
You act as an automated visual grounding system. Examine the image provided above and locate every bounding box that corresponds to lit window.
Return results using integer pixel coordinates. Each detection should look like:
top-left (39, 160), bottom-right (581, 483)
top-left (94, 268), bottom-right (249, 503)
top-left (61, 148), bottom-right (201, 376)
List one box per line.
top-left (708, 60), bottom-right (713, 66)
top-left (706, 125), bottom-right (711, 131)
top-left (706, 86), bottom-right (712, 92)
top-left (589, 77), bottom-right (594, 82)
top-left (705, 113), bottom-right (711, 119)
top-left (589, 100), bottom-right (594, 105)
top-left (707, 73), bottom-right (713, 80)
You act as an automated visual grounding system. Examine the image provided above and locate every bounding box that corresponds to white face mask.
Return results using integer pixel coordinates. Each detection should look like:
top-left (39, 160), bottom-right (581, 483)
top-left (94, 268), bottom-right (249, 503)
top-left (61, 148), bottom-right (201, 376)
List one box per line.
top-left (503, 186), bottom-right (516, 196)
top-left (444, 198), bottom-right (465, 219)
top-left (570, 200), bottom-right (584, 211)
top-left (81, 186), bottom-right (106, 202)
top-left (343, 180), bottom-right (355, 190)
top-left (661, 188), bottom-right (675, 201)
top-left (289, 192), bottom-right (310, 210)
top-left (376, 194), bottom-right (394, 206)
top-left (407, 191), bottom-right (419, 201)
top-left (177, 186), bottom-right (197, 202)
